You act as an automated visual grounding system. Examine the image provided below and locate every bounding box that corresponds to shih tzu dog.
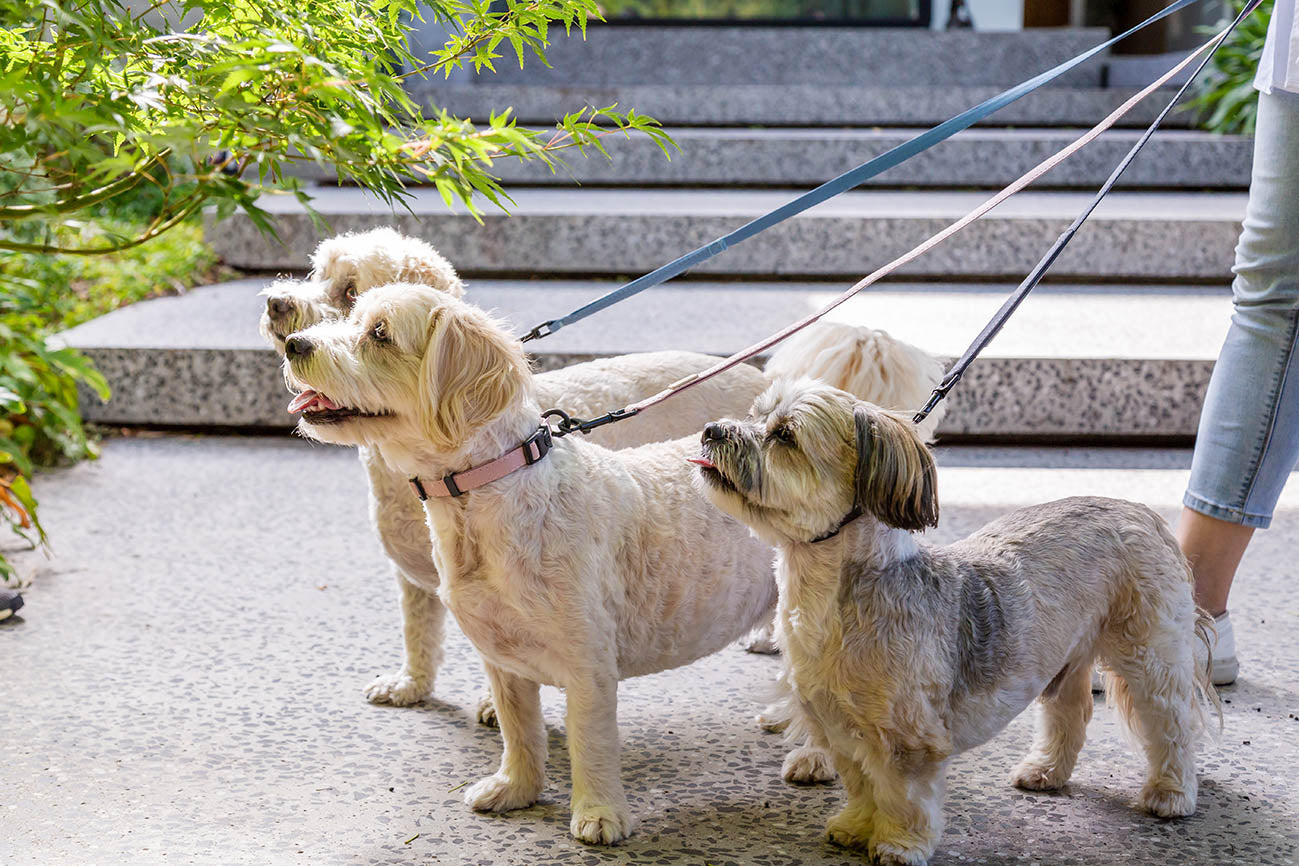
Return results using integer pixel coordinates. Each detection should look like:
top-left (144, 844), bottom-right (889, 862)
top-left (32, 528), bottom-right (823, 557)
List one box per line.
top-left (693, 379), bottom-right (1218, 866)
top-left (281, 283), bottom-right (798, 844)
top-left (259, 229), bottom-right (946, 732)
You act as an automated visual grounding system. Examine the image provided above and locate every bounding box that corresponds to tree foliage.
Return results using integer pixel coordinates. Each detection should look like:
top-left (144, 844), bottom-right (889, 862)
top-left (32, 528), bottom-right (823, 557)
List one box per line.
top-left (0, 0), bottom-right (674, 255)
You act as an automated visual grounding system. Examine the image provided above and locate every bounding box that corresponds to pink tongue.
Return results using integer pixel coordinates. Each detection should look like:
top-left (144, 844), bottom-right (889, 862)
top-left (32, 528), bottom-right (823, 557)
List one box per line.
top-left (287, 390), bottom-right (318, 414)
top-left (287, 390), bottom-right (342, 414)
top-left (687, 457), bottom-right (716, 469)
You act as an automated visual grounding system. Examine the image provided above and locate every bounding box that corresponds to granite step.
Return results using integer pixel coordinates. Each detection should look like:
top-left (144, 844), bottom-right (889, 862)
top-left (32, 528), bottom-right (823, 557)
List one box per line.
top-left (207, 186), bottom-right (1248, 282)
top-left (61, 278), bottom-right (1231, 439)
top-left (419, 83), bottom-right (1203, 129)
top-left (462, 26), bottom-right (1109, 88)
top-left (300, 127), bottom-right (1248, 190)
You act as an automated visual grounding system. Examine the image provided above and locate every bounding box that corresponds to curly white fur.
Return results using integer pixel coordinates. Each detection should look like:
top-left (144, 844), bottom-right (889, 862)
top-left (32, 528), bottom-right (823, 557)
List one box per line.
top-left (695, 380), bottom-right (1220, 865)
top-left (282, 285), bottom-right (787, 844)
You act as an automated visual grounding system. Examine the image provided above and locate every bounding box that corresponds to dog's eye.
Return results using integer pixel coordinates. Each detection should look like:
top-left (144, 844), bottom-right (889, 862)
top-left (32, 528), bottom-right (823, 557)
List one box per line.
top-left (769, 425), bottom-right (796, 446)
top-left (343, 280), bottom-right (358, 304)
top-left (370, 320), bottom-right (389, 343)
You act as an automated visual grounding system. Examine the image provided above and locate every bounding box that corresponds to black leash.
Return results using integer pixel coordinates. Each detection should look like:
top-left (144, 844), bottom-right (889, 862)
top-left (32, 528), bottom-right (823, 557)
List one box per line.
top-left (912, 0), bottom-right (1264, 426)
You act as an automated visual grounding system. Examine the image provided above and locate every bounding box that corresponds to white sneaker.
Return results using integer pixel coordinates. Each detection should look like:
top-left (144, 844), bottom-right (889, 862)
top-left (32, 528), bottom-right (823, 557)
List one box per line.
top-left (1202, 611), bottom-right (1239, 686)
top-left (1091, 610), bottom-right (1238, 691)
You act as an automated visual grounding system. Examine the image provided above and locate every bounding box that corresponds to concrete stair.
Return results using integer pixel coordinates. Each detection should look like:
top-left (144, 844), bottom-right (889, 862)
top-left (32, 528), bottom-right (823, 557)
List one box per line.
top-left (422, 83), bottom-right (1205, 128)
top-left (63, 278), bottom-right (1230, 439)
top-left (209, 187), bottom-right (1247, 282)
top-left (293, 127), bottom-right (1252, 190)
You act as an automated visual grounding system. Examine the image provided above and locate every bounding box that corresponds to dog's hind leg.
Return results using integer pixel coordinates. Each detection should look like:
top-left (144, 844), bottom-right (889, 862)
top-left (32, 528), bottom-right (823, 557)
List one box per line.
top-left (1010, 661), bottom-right (1093, 791)
top-left (365, 571), bottom-right (446, 706)
top-left (565, 673), bottom-right (635, 845)
top-left (1100, 622), bottom-right (1201, 817)
top-left (464, 665), bottom-right (547, 813)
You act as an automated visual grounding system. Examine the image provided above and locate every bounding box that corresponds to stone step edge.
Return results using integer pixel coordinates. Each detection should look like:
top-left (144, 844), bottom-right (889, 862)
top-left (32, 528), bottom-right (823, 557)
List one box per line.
top-left (73, 345), bottom-right (1210, 440)
top-left (416, 84), bottom-right (1202, 128)
top-left (286, 126), bottom-right (1252, 190)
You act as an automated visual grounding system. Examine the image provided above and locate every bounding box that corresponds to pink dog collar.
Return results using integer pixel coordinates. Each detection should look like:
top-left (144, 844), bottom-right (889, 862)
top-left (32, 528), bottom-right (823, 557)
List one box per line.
top-left (410, 425), bottom-right (552, 500)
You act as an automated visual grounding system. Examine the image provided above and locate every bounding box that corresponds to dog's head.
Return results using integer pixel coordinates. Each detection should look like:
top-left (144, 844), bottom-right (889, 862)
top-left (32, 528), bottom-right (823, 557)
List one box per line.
top-left (309, 227), bottom-right (464, 315)
top-left (259, 278), bottom-right (332, 353)
top-left (259, 229), bottom-right (464, 356)
top-left (282, 283), bottom-right (531, 458)
top-left (694, 379), bottom-right (938, 545)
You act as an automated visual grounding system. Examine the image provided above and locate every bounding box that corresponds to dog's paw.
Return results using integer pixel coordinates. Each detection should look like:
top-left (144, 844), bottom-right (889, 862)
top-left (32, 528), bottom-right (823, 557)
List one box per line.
top-left (1139, 781), bottom-right (1196, 818)
top-left (363, 670), bottom-right (430, 706)
top-left (1010, 759), bottom-right (1067, 792)
top-left (463, 773), bottom-right (540, 813)
top-left (869, 839), bottom-right (933, 866)
top-left (570, 802), bottom-right (635, 845)
top-left (782, 745), bottom-right (837, 785)
top-left (756, 709), bottom-right (789, 734)
top-left (741, 631), bottom-right (780, 655)
top-left (824, 808), bottom-right (872, 850)
top-left (476, 693), bottom-right (499, 728)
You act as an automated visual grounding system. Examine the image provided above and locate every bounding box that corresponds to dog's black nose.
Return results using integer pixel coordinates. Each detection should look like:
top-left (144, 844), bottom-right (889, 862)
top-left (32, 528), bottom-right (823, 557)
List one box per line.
top-left (284, 335), bottom-right (313, 360)
top-left (266, 296), bottom-right (293, 319)
top-left (702, 422), bottom-right (727, 442)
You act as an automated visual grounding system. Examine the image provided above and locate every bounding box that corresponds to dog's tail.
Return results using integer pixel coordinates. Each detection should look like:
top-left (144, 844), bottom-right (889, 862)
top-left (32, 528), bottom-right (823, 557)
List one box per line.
top-left (1192, 607), bottom-right (1225, 737)
top-left (1104, 515), bottom-right (1224, 740)
top-left (763, 322), bottom-right (946, 442)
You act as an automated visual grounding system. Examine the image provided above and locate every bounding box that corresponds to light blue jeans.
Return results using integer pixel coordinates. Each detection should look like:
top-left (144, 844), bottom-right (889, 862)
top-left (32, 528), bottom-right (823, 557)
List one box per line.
top-left (1185, 89), bottom-right (1299, 529)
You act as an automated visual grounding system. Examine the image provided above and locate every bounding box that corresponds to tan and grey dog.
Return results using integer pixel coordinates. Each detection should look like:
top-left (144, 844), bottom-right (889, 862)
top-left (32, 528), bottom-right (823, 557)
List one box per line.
top-left (693, 379), bottom-right (1218, 866)
top-left (281, 284), bottom-right (791, 844)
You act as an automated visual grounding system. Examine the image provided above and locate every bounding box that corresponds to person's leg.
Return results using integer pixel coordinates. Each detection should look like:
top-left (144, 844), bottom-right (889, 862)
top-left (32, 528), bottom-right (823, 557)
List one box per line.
top-left (1176, 508), bottom-right (1253, 617)
top-left (1184, 88), bottom-right (1299, 589)
top-left (1179, 89), bottom-right (1299, 684)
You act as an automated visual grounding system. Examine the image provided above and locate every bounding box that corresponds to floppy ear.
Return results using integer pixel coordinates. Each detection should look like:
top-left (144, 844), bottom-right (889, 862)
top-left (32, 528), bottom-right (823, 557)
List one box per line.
top-left (853, 404), bottom-right (939, 531)
top-left (418, 304), bottom-right (524, 452)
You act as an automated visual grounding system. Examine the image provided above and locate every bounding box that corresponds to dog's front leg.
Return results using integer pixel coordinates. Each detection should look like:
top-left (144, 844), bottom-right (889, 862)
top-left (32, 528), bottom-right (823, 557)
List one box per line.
top-left (464, 665), bottom-right (546, 813)
top-left (565, 673), bottom-right (634, 845)
top-left (365, 571), bottom-right (445, 706)
top-left (860, 754), bottom-right (949, 866)
top-left (824, 754), bottom-right (876, 848)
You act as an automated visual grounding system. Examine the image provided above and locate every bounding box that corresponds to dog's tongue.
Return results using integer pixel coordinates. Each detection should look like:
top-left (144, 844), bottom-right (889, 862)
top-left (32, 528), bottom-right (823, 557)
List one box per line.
top-left (687, 457), bottom-right (716, 469)
top-left (287, 390), bottom-right (340, 414)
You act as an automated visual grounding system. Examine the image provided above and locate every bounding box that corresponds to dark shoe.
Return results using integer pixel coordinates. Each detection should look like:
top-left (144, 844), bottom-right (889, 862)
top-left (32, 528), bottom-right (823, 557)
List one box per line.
top-left (0, 587), bottom-right (23, 621)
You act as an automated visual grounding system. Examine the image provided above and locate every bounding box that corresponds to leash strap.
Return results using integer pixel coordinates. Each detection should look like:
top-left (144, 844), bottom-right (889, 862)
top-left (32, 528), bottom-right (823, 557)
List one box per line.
top-left (545, 6), bottom-right (1255, 431)
top-left (912, 0), bottom-right (1265, 425)
top-left (410, 425), bottom-right (552, 500)
top-left (518, 0), bottom-right (1204, 344)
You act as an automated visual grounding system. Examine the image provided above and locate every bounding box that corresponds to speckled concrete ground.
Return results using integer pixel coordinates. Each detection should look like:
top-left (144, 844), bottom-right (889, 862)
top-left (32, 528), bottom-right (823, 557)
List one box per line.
top-left (3, 437), bottom-right (1297, 866)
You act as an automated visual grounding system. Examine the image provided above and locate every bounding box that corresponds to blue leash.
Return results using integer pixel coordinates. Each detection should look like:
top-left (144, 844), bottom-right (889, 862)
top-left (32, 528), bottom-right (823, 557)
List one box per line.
top-left (519, 0), bottom-right (1203, 343)
top-left (912, 0), bottom-right (1265, 425)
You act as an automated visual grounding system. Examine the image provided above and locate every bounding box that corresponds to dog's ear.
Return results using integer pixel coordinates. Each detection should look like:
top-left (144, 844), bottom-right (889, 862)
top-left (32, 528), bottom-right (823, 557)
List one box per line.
top-left (853, 404), bottom-right (939, 531)
top-left (418, 303), bottom-right (524, 452)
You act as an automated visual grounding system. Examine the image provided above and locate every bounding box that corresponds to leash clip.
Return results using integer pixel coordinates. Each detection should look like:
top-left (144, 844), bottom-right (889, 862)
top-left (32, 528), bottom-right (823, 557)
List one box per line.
top-left (521, 320), bottom-right (559, 343)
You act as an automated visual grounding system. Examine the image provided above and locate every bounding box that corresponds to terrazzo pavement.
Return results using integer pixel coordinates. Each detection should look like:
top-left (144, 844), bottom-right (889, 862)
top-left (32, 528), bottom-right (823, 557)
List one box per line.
top-left (3, 437), bottom-right (1298, 866)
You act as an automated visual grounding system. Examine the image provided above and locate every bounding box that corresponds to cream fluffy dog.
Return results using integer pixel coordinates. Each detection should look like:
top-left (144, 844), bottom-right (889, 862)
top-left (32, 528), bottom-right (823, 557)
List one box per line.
top-left (281, 284), bottom-right (788, 844)
top-left (694, 380), bottom-right (1218, 866)
top-left (258, 230), bottom-right (769, 717)
top-left (258, 228), bottom-right (946, 725)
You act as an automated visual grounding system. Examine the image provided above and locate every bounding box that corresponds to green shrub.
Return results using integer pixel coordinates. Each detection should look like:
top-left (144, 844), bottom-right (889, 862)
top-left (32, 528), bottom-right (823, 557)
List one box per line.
top-left (1189, 0), bottom-right (1273, 135)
